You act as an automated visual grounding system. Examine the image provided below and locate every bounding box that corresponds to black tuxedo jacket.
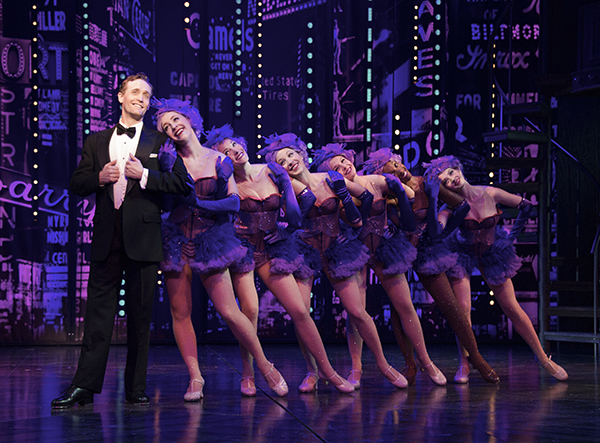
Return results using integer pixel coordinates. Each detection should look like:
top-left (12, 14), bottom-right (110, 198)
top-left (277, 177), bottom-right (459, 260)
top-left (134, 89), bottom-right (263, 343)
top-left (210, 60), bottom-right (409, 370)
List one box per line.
top-left (70, 125), bottom-right (192, 262)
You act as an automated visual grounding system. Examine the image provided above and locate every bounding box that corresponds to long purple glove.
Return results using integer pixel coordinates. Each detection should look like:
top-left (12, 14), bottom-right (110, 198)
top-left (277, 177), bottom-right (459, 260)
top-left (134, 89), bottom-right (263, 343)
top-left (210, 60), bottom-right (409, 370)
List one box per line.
top-left (491, 198), bottom-right (533, 252)
top-left (424, 175), bottom-right (443, 239)
top-left (158, 139), bottom-right (177, 172)
top-left (325, 170), bottom-right (361, 224)
top-left (384, 173), bottom-right (416, 232)
top-left (440, 199), bottom-right (470, 238)
top-left (192, 194), bottom-right (240, 214)
top-left (357, 190), bottom-right (374, 224)
top-left (182, 156), bottom-right (239, 214)
top-left (297, 187), bottom-right (317, 221)
top-left (268, 161), bottom-right (301, 230)
top-left (215, 156), bottom-right (234, 199)
top-left (213, 156), bottom-right (237, 222)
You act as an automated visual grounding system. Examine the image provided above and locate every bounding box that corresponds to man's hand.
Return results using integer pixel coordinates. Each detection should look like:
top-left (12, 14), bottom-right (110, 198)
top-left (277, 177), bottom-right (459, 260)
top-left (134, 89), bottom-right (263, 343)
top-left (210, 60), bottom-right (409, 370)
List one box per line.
top-left (99, 159), bottom-right (120, 185)
top-left (125, 153), bottom-right (144, 180)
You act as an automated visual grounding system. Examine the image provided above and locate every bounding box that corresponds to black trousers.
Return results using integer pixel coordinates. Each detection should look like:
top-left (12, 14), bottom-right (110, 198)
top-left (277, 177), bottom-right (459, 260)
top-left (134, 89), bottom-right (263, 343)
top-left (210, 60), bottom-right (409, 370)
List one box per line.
top-left (73, 208), bottom-right (158, 394)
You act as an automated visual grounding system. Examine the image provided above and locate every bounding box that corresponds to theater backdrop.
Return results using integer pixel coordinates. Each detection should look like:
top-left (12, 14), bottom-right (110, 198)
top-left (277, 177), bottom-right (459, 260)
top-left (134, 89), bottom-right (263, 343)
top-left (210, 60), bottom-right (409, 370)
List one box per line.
top-left (1, 0), bottom-right (597, 347)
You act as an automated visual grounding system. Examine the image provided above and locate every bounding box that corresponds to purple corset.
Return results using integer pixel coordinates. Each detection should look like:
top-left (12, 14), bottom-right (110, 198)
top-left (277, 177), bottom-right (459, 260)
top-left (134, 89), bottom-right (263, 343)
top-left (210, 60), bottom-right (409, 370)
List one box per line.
top-left (300, 197), bottom-right (340, 253)
top-left (362, 199), bottom-right (387, 237)
top-left (361, 199), bottom-right (387, 253)
top-left (405, 207), bottom-right (427, 246)
top-left (301, 197), bottom-right (340, 238)
top-left (166, 177), bottom-right (218, 237)
top-left (236, 211), bottom-right (277, 234)
top-left (413, 207), bottom-right (428, 223)
top-left (457, 212), bottom-right (501, 257)
top-left (236, 194), bottom-right (280, 235)
top-left (407, 222), bottom-right (427, 247)
top-left (301, 212), bottom-right (341, 239)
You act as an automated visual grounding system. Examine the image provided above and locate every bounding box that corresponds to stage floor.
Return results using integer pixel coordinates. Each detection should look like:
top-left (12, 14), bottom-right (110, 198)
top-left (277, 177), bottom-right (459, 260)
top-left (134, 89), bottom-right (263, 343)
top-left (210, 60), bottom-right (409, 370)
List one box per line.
top-left (2, 343), bottom-right (597, 442)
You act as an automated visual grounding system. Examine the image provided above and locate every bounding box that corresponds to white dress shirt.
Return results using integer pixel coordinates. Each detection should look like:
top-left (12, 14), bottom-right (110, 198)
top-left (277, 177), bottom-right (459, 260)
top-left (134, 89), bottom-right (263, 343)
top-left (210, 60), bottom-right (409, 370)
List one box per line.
top-left (109, 120), bottom-right (145, 209)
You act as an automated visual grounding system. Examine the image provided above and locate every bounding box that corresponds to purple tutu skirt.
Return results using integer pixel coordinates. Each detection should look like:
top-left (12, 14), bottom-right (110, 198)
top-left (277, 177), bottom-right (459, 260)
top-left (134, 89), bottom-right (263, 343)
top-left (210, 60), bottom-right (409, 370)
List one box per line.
top-left (232, 228), bottom-right (305, 275)
top-left (293, 233), bottom-right (323, 280)
top-left (265, 232), bottom-right (305, 275)
top-left (231, 238), bottom-right (257, 274)
top-left (161, 220), bottom-right (247, 275)
top-left (413, 236), bottom-right (458, 276)
top-left (445, 226), bottom-right (522, 286)
top-left (375, 232), bottom-right (418, 275)
top-left (325, 237), bottom-right (370, 280)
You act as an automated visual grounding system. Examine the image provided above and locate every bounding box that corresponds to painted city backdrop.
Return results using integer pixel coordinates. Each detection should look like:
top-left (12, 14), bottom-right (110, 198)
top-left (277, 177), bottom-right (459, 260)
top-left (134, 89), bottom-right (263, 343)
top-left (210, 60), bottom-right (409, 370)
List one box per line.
top-left (0, 0), bottom-right (543, 345)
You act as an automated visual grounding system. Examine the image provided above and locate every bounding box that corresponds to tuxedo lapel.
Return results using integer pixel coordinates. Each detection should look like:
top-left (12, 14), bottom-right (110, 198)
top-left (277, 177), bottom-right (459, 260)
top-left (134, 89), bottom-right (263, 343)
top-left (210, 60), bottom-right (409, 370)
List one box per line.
top-left (97, 128), bottom-right (114, 167)
top-left (135, 126), bottom-right (154, 163)
top-left (98, 128), bottom-right (115, 204)
top-left (126, 126), bottom-right (155, 194)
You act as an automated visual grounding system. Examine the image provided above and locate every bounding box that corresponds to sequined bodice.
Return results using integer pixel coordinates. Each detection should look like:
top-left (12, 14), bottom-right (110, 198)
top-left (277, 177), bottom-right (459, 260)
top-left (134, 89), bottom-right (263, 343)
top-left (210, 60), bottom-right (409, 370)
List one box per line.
top-left (300, 197), bottom-right (340, 252)
top-left (360, 199), bottom-right (387, 252)
top-left (363, 199), bottom-right (386, 233)
top-left (461, 214), bottom-right (500, 232)
top-left (302, 197), bottom-right (341, 237)
top-left (457, 211), bottom-right (502, 257)
top-left (407, 177), bottom-right (429, 246)
top-left (236, 194), bottom-right (280, 235)
top-left (195, 176), bottom-right (218, 200)
top-left (168, 177), bottom-right (218, 237)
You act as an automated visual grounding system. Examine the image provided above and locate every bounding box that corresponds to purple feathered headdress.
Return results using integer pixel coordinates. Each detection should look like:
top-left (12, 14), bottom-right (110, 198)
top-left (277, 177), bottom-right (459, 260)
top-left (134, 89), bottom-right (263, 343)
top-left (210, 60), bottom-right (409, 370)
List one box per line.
top-left (311, 143), bottom-right (355, 172)
top-left (256, 132), bottom-right (310, 166)
top-left (204, 124), bottom-right (248, 151)
top-left (152, 97), bottom-right (204, 138)
top-left (422, 155), bottom-right (463, 182)
top-left (362, 148), bottom-right (403, 175)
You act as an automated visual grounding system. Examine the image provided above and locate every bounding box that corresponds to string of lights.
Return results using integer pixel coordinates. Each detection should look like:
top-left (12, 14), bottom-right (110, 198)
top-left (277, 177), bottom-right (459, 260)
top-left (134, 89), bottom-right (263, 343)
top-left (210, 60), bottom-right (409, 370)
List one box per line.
top-left (255, 2), bottom-right (264, 158)
top-left (412, 0), bottom-right (444, 159)
top-left (31, 4), bottom-right (40, 222)
top-left (365, 0), bottom-right (373, 147)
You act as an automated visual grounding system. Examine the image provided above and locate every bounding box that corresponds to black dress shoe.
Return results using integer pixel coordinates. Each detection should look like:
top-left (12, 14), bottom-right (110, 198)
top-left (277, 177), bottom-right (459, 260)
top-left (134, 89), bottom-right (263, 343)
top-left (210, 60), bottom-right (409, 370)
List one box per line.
top-left (51, 385), bottom-right (94, 409)
top-left (126, 390), bottom-right (150, 405)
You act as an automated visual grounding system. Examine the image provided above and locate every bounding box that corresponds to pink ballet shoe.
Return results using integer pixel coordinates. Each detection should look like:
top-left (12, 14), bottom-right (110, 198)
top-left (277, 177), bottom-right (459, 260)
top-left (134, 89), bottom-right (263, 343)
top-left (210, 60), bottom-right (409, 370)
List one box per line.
top-left (183, 377), bottom-right (205, 402)
top-left (454, 364), bottom-right (470, 384)
top-left (382, 365), bottom-right (408, 389)
top-left (261, 363), bottom-right (288, 397)
top-left (299, 372), bottom-right (319, 393)
top-left (319, 371), bottom-right (355, 394)
top-left (347, 369), bottom-right (362, 389)
top-left (537, 355), bottom-right (568, 381)
top-left (240, 376), bottom-right (256, 397)
top-left (415, 357), bottom-right (447, 386)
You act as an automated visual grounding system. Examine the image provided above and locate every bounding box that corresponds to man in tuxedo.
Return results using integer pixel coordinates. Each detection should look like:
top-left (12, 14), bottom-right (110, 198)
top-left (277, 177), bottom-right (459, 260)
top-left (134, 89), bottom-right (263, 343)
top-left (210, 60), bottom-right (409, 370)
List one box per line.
top-left (51, 73), bottom-right (193, 408)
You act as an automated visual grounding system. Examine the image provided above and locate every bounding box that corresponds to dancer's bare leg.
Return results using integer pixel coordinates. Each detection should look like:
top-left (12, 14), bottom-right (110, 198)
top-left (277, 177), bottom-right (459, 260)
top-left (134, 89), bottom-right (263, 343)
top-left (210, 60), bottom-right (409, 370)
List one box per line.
top-left (328, 272), bottom-right (407, 388)
top-left (165, 265), bottom-right (204, 398)
top-left (231, 271), bottom-right (259, 395)
top-left (487, 277), bottom-right (567, 380)
top-left (376, 265), bottom-right (444, 384)
top-left (256, 264), bottom-right (353, 392)
top-left (200, 268), bottom-right (287, 395)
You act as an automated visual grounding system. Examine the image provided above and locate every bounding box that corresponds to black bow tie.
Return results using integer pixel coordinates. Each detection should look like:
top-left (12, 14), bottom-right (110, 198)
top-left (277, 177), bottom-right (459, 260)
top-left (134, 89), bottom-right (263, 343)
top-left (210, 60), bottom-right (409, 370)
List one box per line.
top-left (116, 123), bottom-right (136, 138)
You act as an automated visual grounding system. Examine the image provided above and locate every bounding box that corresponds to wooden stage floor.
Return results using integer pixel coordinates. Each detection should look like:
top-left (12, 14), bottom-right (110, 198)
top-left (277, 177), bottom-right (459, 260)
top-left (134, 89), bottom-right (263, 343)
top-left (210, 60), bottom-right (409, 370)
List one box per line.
top-left (2, 343), bottom-right (597, 442)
